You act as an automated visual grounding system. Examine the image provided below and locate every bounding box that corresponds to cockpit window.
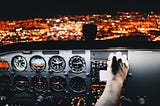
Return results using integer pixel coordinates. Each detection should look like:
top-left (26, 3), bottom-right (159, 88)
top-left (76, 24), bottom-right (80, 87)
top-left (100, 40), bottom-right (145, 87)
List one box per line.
top-left (0, 0), bottom-right (159, 46)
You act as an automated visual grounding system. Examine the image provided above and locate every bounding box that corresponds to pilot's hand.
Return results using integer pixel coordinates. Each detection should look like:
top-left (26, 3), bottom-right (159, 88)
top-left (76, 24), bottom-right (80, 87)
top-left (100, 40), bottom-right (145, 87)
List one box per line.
top-left (95, 52), bottom-right (129, 106)
top-left (106, 52), bottom-right (129, 85)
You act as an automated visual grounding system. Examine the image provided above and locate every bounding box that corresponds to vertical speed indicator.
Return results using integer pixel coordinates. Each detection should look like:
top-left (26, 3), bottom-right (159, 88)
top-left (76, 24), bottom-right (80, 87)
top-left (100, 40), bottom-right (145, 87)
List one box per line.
top-left (70, 77), bottom-right (86, 93)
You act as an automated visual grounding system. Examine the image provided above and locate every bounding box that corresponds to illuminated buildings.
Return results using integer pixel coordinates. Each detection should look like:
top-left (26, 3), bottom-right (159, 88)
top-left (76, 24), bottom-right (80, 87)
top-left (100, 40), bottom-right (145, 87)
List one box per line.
top-left (0, 12), bottom-right (160, 45)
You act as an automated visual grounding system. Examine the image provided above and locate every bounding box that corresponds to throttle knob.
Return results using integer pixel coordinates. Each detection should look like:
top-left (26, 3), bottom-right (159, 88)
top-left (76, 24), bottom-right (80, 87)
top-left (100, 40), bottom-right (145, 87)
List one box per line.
top-left (35, 95), bottom-right (44, 106)
top-left (121, 96), bottom-right (132, 106)
top-left (138, 97), bottom-right (145, 105)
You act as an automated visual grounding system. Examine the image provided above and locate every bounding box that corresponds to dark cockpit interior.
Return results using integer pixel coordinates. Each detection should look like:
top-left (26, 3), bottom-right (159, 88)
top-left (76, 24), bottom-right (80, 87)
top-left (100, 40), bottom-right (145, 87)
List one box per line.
top-left (1, 26), bottom-right (160, 106)
top-left (1, 0), bottom-right (160, 106)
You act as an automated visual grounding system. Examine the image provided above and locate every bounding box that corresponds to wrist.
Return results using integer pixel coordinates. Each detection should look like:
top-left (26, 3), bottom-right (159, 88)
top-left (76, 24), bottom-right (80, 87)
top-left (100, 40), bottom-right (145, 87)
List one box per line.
top-left (107, 77), bottom-right (124, 87)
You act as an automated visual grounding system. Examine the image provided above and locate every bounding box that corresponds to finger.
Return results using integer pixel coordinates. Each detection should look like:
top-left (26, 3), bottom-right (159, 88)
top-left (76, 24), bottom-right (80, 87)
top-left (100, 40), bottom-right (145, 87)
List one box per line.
top-left (123, 60), bottom-right (129, 69)
top-left (112, 56), bottom-right (119, 74)
top-left (115, 52), bottom-right (122, 58)
top-left (116, 53), bottom-right (124, 62)
top-left (112, 56), bottom-right (117, 63)
top-left (122, 54), bottom-right (127, 60)
top-left (121, 62), bottom-right (129, 74)
top-left (118, 58), bottom-right (122, 63)
top-left (119, 63), bottom-right (128, 79)
top-left (121, 55), bottom-right (127, 63)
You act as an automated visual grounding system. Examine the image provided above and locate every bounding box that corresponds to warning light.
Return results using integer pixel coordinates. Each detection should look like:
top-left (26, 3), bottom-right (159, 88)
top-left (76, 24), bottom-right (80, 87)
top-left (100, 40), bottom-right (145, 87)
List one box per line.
top-left (0, 61), bottom-right (9, 69)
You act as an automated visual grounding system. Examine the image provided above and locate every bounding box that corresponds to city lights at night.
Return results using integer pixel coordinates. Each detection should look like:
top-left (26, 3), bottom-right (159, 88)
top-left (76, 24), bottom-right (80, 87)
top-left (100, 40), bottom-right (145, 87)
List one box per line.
top-left (0, 0), bottom-right (160, 45)
top-left (0, 12), bottom-right (160, 45)
top-left (1, 1), bottom-right (160, 106)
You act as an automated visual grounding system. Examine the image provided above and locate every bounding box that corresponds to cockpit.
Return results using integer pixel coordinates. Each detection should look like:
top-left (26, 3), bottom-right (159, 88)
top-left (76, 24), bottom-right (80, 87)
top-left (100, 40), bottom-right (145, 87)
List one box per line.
top-left (0, 1), bottom-right (160, 105)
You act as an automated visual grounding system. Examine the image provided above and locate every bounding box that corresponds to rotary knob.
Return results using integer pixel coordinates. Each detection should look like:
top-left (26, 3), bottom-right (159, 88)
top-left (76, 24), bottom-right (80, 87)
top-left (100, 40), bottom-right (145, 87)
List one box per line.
top-left (120, 96), bottom-right (132, 106)
top-left (35, 95), bottom-right (44, 106)
top-left (137, 97), bottom-right (145, 105)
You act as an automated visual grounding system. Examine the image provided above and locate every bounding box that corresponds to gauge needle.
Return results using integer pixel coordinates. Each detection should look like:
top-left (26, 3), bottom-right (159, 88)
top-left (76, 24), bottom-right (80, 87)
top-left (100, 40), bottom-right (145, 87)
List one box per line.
top-left (77, 99), bottom-right (81, 106)
top-left (58, 99), bottom-right (63, 104)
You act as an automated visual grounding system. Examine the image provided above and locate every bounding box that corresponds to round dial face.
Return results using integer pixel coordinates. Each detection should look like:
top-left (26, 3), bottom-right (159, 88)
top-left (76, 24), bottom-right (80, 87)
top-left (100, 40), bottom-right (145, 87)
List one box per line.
top-left (49, 56), bottom-right (66, 72)
top-left (71, 97), bottom-right (87, 106)
top-left (14, 75), bottom-right (29, 91)
top-left (53, 97), bottom-right (67, 106)
top-left (69, 56), bottom-right (86, 73)
top-left (50, 76), bottom-right (66, 91)
top-left (70, 77), bottom-right (86, 93)
top-left (30, 56), bottom-right (46, 72)
top-left (12, 55), bottom-right (27, 71)
top-left (31, 75), bottom-right (47, 91)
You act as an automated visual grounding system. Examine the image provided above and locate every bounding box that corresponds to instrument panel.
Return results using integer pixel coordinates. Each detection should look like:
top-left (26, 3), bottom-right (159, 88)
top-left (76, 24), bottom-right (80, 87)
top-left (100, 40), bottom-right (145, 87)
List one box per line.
top-left (0, 50), bottom-right (92, 106)
top-left (1, 49), bottom-right (160, 106)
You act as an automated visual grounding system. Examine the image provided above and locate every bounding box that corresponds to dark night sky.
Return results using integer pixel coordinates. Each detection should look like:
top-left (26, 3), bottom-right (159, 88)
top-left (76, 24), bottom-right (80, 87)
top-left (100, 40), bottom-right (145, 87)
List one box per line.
top-left (0, 0), bottom-right (159, 20)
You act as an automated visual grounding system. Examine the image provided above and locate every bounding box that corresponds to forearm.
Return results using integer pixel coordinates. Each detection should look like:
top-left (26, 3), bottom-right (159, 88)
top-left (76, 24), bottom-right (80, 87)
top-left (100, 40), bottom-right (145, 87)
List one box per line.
top-left (95, 79), bottom-right (123, 106)
top-left (95, 52), bottom-right (129, 106)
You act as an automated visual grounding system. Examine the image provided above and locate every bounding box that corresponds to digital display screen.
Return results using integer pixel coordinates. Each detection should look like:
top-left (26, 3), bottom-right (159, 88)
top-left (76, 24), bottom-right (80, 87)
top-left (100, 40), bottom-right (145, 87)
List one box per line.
top-left (99, 70), bottom-right (107, 82)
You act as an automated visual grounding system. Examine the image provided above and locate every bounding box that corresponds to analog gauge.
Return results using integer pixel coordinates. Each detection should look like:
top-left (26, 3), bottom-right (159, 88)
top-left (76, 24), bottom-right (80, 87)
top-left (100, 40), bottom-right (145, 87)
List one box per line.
top-left (14, 75), bottom-right (29, 91)
top-left (70, 77), bottom-right (86, 93)
top-left (0, 75), bottom-right (11, 92)
top-left (49, 56), bottom-right (66, 72)
top-left (31, 75), bottom-right (47, 91)
top-left (69, 56), bottom-right (86, 73)
top-left (53, 96), bottom-right (67, 106)
top-left (50, 76), bottom-right (66, 91)
top-left (12, 55), bottom-right (27, 71)
top-left (30, 56), bottom-right (46, 72)
top-left (71, 97), bottom-right (87, 106)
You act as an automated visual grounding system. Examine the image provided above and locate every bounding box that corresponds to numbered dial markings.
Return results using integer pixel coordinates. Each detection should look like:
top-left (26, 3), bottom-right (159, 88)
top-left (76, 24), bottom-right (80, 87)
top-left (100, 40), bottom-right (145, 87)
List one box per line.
top-left (69, 56), bottom-right (86, 73)
top-left (70, 77), bottom-right (86, 93)
top-left (31, 75), bottom-right (47, 91)
top-left (49, 56), bottom-right (66, 72)
top-left (14, 75), bottom-right (29, 91)
top-left (50, 76), bottom-right (66, 91)
top-left (71, 97), bottom-right (87, 106)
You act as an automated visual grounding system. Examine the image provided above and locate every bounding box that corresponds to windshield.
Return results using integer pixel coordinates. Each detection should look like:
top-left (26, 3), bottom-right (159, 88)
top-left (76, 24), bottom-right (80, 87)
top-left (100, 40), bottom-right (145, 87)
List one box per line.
top-left (0, 0), bottom-right (159, 46)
